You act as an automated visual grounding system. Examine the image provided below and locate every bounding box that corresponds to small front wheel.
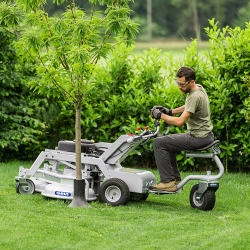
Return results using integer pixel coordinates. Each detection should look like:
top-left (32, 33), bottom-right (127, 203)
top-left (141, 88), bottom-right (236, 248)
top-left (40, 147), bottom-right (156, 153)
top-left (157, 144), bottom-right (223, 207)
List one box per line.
top-left (16, 179), bottom-right (35, 194)
top-left (99, 178), bottom-right (130, 206)
top-left (140, 193), bottom-right (149, 201)
top-left (190, 184), bottom-right (216, 211)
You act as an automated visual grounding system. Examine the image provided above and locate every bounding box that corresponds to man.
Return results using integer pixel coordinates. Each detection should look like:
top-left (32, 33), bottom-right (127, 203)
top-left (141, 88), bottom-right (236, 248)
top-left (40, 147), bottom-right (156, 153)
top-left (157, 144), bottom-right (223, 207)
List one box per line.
top-left (150, 66), bottom-right (214, 192)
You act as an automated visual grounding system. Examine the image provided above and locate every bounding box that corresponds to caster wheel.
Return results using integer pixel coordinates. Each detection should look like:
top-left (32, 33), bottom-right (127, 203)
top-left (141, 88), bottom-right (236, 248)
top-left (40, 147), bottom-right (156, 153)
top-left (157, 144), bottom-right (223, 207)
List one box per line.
top-left (190, 184), bottom-right (216, 211)
top-left (16, 179), bottom-right (35, 194)
top-left (140, 193), bottom-right (149, 200)
top-left (99, 178), bottom-right (130, 206)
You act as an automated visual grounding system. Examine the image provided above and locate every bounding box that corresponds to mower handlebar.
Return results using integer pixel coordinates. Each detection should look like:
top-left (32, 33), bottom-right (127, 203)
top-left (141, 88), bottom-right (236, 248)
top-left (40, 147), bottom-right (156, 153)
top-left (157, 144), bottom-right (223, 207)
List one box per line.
top-left (142, 125), bottom-right (160, 139)
top-left (126, 125), bottom-right (160, 143)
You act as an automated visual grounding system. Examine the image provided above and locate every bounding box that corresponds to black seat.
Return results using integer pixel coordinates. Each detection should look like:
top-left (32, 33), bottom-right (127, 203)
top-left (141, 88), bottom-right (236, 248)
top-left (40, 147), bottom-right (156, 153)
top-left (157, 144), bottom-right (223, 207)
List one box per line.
top-left (193, 140), bottom-right (220, 151)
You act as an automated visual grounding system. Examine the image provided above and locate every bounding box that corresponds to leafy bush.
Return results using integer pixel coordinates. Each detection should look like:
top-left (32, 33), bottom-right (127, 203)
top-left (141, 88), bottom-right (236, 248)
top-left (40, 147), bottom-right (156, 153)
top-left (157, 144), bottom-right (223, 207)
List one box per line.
top-left (203, 19), bottom-right (250, 172)
top-left (0, 26), bottom-right (45, 161)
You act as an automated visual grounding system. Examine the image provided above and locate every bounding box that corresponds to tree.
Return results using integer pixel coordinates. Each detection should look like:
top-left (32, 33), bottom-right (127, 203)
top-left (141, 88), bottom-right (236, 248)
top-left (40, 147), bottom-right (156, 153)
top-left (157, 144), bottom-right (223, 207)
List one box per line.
top-left (0, 0), bottom-right (138, 207)
top-left (191, 0), bottom-right (199, 40)
top-left (147, 0), bottom-right (152, 42)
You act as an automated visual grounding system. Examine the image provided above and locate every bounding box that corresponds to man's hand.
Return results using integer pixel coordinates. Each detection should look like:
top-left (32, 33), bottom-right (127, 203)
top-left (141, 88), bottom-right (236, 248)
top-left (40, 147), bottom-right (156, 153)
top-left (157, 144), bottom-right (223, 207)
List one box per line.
top-left (160, 107), bottom-right (172, 116)
top-left (151, 108), bottom-right (162, 119)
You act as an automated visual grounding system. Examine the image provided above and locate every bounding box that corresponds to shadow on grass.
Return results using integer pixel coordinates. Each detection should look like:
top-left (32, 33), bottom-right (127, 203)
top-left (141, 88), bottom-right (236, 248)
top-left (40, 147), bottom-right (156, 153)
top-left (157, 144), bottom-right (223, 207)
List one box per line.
top-left (128, 198), bottom-right (192, 212)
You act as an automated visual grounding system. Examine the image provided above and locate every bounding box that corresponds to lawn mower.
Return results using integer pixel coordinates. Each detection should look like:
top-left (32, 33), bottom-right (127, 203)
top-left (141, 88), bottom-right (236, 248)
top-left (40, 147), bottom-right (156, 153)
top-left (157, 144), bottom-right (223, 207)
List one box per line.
top-left (15, 117), bottom-right (224, 211)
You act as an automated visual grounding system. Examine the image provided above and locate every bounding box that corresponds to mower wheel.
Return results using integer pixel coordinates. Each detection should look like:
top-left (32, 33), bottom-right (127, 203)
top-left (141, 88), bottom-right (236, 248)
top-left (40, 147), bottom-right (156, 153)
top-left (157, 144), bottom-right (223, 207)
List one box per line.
top-left (140, 193), bottom-right (149, 200)
top-left (16, 179), bottom-right (35, 194)
top-left (189, 184), bottom-right (216, 211)
top-left (99, 178), bottom-right (130, 206)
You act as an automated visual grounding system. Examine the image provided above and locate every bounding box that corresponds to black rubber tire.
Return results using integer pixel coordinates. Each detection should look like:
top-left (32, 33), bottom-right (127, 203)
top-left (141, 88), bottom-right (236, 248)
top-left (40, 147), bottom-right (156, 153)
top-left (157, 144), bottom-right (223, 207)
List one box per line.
top-left (99, 178), bottom-right (130, 206)
top-left (16, 179), bottom-right (35, 194)
top-left (189, 184), bottom-right (216, 211)
top-left (140, 193), bottom-right (149, 201)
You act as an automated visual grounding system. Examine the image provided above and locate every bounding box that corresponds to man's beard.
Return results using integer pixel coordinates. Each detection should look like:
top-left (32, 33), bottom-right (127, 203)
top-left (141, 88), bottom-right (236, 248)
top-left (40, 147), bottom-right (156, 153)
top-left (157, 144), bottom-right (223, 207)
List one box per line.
top-left (181, 85), bottom-right (191, 94)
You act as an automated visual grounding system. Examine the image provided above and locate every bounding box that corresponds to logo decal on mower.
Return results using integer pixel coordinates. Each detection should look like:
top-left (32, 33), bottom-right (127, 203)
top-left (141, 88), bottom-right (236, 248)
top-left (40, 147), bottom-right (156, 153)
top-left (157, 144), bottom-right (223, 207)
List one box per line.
top-left (55, 191), bottom-right (71, 197)
top-left (208, 183), bottom-right (219, 187)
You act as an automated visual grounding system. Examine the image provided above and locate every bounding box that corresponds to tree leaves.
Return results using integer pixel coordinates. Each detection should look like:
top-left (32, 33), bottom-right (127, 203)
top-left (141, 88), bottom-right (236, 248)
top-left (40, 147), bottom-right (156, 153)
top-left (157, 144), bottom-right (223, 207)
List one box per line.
top-left (0, 2), bottom-right (23, 27)
top-left (1, 1), bottom-right (139, 107)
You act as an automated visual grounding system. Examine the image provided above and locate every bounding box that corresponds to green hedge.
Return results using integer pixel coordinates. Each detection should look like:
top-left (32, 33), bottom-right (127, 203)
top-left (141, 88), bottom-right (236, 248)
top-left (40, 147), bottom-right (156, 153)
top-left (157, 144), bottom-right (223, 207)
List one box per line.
top-left (0, 26), bottom-right (46, 161)
top-left (203, 19), bottom-right (250, 172)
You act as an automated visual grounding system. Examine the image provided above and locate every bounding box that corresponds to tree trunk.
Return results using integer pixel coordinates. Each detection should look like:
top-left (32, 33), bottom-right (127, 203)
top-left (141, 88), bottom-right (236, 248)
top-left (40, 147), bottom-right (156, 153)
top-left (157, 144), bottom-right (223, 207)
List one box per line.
top-left (68, 98), bottom-right (91, 208)
top-left (147, 0), bottom-right (152, 42)
top-left (75, 102), bottom-right (82, 180)
top-left (192, 0), bottom-right (200, 40)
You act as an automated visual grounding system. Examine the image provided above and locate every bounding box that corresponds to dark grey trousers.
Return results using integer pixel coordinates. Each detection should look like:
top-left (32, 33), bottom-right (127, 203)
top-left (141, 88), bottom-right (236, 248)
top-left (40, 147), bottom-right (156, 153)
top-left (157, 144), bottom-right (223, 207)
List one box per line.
top-left (153, 132), bottom-right (214, 183)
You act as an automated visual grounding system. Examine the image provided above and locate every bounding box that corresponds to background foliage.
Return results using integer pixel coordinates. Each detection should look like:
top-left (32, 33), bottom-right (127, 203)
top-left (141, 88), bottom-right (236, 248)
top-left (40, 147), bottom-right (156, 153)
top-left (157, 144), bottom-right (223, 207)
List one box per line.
top-left (43, 0), bottom-right (250, 41)
top-left (204, 19), bottom-right (250, 172)
top-left (1, 3), bottom-right (250, 172)
top-left (0, 26), bottom-right (46, 161)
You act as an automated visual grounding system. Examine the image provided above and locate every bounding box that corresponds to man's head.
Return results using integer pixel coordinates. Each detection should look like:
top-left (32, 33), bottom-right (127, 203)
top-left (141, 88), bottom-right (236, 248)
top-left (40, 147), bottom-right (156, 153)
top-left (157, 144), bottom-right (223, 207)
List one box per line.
top-left (176, 67), bottom-right (196, 94)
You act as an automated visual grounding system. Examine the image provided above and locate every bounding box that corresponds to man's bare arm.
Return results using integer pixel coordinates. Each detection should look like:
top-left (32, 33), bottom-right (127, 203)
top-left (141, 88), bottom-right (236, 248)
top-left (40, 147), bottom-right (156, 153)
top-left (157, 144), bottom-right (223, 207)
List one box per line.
top-left (161, 110), bottom-right (192, 127)
top-left (172, 105), bottom-right (185, 115)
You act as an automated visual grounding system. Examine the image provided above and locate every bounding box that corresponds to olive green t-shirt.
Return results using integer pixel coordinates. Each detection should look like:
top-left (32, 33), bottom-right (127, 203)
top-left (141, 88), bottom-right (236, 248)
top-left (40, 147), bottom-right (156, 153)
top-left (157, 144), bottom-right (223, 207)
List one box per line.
top-left (185, 84), bottom-right (213, 138)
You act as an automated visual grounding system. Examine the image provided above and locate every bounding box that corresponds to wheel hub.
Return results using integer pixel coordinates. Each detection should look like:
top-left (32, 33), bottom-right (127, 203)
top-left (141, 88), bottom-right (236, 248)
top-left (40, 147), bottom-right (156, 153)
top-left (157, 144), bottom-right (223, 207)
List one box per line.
top-left (105, 185), bottom-right (121, 202)
top-left (23, 186), bottom-right (30, 191)
top-left (193, 190), bottom-right (204, 207)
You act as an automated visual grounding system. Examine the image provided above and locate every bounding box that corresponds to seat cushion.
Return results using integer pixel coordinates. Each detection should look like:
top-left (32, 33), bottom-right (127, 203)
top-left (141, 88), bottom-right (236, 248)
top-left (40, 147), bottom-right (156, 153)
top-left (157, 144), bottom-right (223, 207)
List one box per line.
top-left (194, 140), bottom-right (220, 151)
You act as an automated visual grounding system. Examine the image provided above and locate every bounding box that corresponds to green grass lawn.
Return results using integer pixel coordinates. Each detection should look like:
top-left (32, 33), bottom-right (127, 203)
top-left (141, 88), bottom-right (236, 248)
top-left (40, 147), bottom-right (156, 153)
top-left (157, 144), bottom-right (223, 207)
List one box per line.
top-left (0, 161), bottom-right (250, 250)
top-left (133, 41), bottom-right (209, 58)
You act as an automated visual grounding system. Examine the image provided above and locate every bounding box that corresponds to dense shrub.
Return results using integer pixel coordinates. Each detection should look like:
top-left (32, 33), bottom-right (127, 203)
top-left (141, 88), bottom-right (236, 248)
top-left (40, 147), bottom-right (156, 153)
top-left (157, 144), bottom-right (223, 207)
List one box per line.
top-left (203, 19), bottom-right (250, 172)
top-left (0, 26), bottom-right (45, 161)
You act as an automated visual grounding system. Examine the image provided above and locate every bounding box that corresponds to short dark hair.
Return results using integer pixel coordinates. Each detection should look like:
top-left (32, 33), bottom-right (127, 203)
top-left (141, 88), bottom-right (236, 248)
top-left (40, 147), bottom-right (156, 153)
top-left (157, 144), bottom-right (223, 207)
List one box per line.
top-left (176, 67), bottom-right (196, 81)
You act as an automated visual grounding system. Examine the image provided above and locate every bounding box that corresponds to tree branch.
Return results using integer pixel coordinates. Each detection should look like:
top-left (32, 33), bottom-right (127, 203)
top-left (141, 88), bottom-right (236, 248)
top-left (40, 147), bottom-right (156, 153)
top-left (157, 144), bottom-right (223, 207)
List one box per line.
top-left (112, 36), bottom-right (128, 47)
top-left (87, 15), bottom-right (108, 39)
top-left (13, 28), bottom-right (40, 66)
top-left (39, 0), bottom-right (53, 37)
top-left (36, 3), bottom-right (72, 74)
top-left (68, 0), bottom-right (76, 22)
top-left (90, 32), bottom-right (112, 64)
top-left (36, 49), bottom-right (77, 102)
top-left (87, 3), bottom-right (95, 32)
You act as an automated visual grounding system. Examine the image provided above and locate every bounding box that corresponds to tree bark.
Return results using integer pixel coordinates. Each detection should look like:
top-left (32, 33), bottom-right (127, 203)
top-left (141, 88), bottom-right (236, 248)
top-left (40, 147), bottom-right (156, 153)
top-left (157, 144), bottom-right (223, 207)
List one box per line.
top-left (192, 0), bottom-right (201, 40)
top-left (68, 97), bottom-right (90, 208)
top-left (147, 0), bottom-right (152, 42)
top-left (75, 99), bottom-right (82, 180)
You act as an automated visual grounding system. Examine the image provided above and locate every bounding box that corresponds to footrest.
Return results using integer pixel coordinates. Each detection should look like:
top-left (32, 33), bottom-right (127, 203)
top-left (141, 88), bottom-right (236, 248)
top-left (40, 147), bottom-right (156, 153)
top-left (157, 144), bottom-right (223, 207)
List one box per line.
top-left (149, 189), bottom-right (182, 194)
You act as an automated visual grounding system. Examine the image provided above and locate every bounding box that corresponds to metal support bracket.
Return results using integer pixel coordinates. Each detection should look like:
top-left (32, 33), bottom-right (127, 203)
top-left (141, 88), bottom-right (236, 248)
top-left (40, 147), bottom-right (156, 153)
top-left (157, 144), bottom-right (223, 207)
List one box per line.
top-left (18, 178), bottom-right (32, 192)
top-left (19, 178), bottom-right (28, 186)
top-left (195, 181), bottom-right (219, 201)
